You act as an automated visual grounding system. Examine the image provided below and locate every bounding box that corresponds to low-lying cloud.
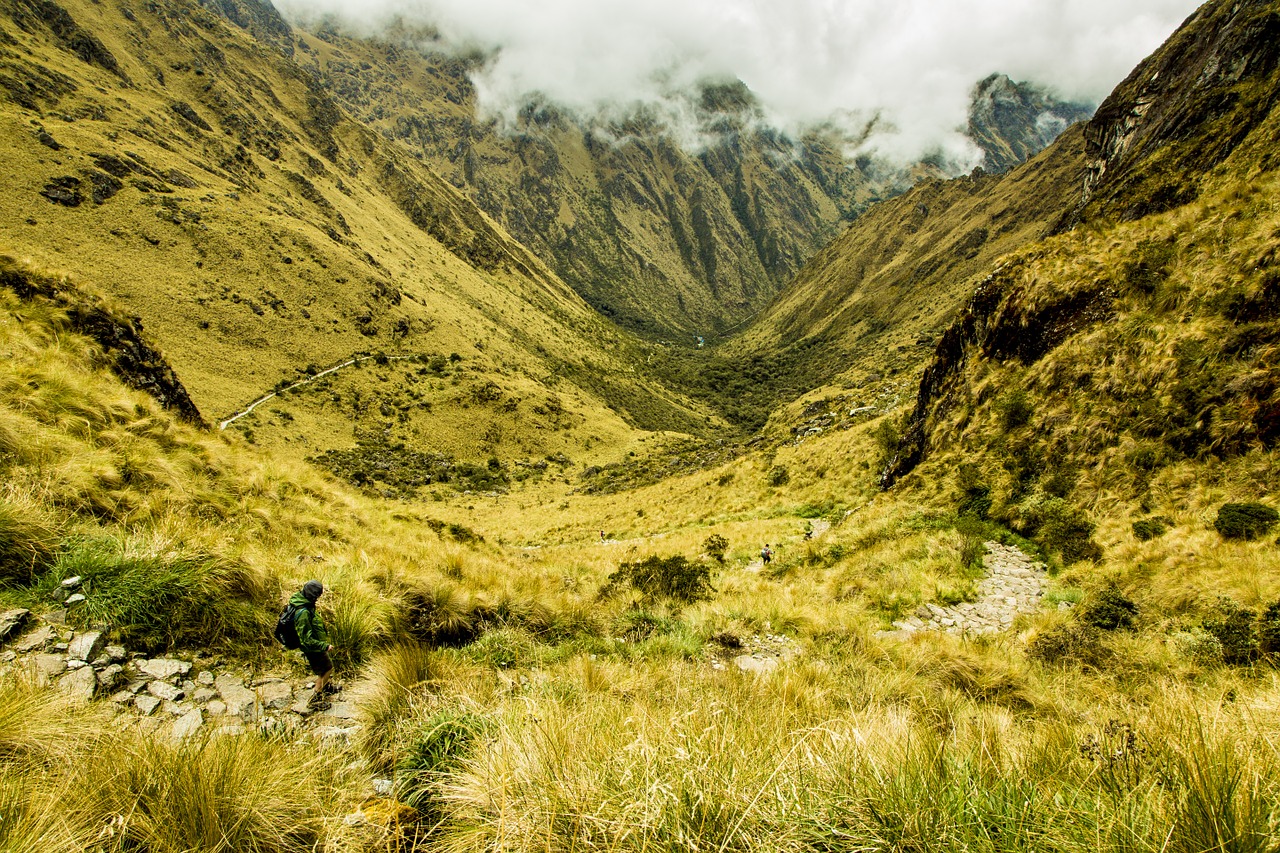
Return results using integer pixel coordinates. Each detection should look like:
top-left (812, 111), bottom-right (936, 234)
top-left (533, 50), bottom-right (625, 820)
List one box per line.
top-left (277, 0), bottom-right (1202, 164)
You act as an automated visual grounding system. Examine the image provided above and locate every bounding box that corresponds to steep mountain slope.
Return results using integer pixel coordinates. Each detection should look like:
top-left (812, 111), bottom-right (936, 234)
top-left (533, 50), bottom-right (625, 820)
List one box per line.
top-left (879, 0), bottom-right (1280, 556)
top-left (286, 21), bottom-right (1089, 342)
top-left (0, 0), bottom-right (714, 482)
top-left (968, 73), bottom-right (1094, 173)
top-left (287, 25), bottom-right (884, 339)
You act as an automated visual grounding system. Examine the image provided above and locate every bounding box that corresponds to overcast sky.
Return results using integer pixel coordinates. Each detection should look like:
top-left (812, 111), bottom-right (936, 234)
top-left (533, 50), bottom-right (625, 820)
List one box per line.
top-left (277, 0), bottom-right (1204, 163)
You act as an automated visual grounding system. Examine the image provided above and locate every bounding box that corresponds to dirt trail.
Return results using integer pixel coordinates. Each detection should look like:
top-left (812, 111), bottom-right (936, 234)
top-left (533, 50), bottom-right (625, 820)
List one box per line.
top-left (218, 353), bottom-right (425, 431)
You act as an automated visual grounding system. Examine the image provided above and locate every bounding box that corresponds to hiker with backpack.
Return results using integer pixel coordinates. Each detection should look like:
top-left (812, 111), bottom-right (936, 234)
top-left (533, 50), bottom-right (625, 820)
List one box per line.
top-left (275, 579), bottom-right (337, 709)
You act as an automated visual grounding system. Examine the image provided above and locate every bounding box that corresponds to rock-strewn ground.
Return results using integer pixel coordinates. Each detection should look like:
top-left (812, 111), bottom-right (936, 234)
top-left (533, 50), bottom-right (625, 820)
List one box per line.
top-left (0, 609), bottom-right (358, 744)
top-left (883, 541), bottom-right (1051, 638)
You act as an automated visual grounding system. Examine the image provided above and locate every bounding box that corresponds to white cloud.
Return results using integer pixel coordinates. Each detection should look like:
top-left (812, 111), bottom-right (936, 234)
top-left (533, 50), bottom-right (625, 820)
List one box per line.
top-left (276, 0), bottom-right (1203, 163)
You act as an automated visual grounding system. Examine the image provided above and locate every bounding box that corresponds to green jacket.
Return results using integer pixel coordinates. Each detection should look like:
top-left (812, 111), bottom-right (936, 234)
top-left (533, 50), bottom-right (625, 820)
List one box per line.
top-left (289, 591), bottom-right (329, 654)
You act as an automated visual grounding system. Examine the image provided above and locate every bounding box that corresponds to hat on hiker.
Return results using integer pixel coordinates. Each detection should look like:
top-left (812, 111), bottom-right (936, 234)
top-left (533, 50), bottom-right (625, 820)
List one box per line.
top-left (301, 579), bottom-right (324, 603)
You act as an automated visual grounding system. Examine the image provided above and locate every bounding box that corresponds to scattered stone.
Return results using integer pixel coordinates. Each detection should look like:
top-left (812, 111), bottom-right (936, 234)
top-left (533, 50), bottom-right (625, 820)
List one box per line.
top-left (51, 642), bottom-right (69, 653)
top-left (134, 695), bottom-right (162, 716)
top-left (125, 679), bottom-right (148, 695)
top-left (196, 670), bottom-right (215, 686)
top-left (105, 645), bottom-right (127, 663)
top-left (215, 674), bottom-right (255, 717)
top-left (206, 700), bottom-right (227, 716)
top-left (146, 681), bottom-right (184, 702)
top-left (734, 655), bottom-right (779, 674)
top-left (258, 681), bottom-right (294, 710)
top-left (372, 779), bottom-right (394, 797)
top-left (66, 659), bottom-right (88, 671)
top-left (44, 610), bottom-right (67, 626)
top-left (0, 609), bottom-right (30, 644)
top-left (192, 688), bottom-right (217, 704)
top-left (110, 690), bottom-right (135, 705)
top-left (61, 576), bottom-right (83, 589)
top-left (140, 659), bottom-right (191, 681)
top-left (97, 664), bottom-right (125, 689)
top-left (289, 700), bottom-right (315, 717)
top-left (65, 594), bottom-right (86, 606)
top-left (58, 666), bottom-right (97, 700)
top-left (172, 708), bottom-right (203, 740)
top-left (67, 630), bottom-right (105, 663)
top-left (34, 654), bottom-right (66, 678)
top-left (1, 650), bottom-right (14, 663)
top-left (15, 625), bottom-right (52, 653)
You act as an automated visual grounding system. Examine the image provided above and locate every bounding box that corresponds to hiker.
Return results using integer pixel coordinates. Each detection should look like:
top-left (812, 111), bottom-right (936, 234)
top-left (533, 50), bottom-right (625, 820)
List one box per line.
top-left (291, 580), bottom-right (336, 707)
top-left (760, 544), bottom-right (772, 565)
top-left (600, 529), bottom-right (607, 543)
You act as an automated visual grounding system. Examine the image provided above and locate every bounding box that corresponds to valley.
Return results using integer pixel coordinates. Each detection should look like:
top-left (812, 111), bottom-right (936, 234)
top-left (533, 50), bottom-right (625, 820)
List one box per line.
top-left (0, 0), bottom-right (1278, 851)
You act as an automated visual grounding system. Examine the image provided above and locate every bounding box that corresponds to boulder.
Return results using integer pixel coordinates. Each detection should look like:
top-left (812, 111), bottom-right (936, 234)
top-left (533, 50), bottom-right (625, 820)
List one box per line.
top-left (134, 694), bottom-right (162, 716)
top-left (34, 654), bottom-right (66, 678)
top-left (146, 681), bottom-right (184, 702)
top-left (0, 609), bottom-right (30, 644)
top-left (15, 625), bottom-right (52, 653)
top-left (172, 708), bottom-right (203, 741)
top-left (215, 675), bottom-right (256, 717)
top-left (140, 658), bottom-right (191, 681)
top-left (67, 630), bottom-right (105, 663)
top-left (58, 666), bottom-right (97, 701)
top-left (104, 645), bottom-right (127, 663)
top-left (97, 664), bottom-right (125, 689)
top-left (257, 681), bottom-right (294, 710)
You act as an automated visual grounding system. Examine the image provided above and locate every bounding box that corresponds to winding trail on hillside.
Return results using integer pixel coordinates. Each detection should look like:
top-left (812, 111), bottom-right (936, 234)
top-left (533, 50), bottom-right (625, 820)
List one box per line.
top-left (218, 352), bottom-right (426, 431)
top-left (881, 541), bottom-right (1050, 639)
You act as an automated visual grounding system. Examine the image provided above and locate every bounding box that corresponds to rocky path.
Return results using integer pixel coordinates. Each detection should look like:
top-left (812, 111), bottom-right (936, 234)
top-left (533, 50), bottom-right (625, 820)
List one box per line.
top-left (746, 517), bottom-right (832, 572)
top-left (218, 352), bottom-right (426, 430)
top-left (0, 609), bottom-right (359, 744)
top-left (881, 541), bottom-right (1050, 639)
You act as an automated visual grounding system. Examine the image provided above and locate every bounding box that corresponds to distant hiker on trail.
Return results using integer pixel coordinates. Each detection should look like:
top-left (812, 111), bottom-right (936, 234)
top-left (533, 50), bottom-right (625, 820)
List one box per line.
top-left (291, 580), bottom-right (336, 709)
top-left (600, 530), bottom-right (607, 543)
top-left (761, 545), bottom-right (773, 565)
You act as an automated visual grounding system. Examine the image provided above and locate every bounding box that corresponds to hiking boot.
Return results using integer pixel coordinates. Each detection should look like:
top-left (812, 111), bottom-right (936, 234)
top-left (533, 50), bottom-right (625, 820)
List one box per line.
top-left (321, 681), bottom-right (342, 696)
top-left (308, 698), bottom-right (332, 712)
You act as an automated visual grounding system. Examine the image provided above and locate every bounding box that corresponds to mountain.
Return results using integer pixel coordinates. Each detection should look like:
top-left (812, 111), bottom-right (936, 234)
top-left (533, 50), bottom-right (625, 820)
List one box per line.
top-left (0, 0), bottom-right (715, 490)
top-left (284, 19), bottom-right (1086, 342)
top-left (967, 73), bottom-right (1095, 173)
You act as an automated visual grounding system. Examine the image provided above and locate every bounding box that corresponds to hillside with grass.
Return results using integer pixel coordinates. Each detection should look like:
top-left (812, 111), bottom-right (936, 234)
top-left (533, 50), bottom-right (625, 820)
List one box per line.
top-left (0, 0), bottom-right (719, 485)
top-left (3, 0), bottom-right (1280, 851)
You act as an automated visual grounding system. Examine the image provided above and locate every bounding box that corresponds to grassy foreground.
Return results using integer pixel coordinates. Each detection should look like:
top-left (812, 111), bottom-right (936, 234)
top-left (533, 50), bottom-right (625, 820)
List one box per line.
top-left (1, 271), bottom-right (1279, 852)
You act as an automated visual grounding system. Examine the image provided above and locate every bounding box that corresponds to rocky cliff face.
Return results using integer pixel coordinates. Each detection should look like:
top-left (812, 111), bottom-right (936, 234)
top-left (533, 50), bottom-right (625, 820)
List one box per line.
top-left (968, 74), bottom-right (1094, 173)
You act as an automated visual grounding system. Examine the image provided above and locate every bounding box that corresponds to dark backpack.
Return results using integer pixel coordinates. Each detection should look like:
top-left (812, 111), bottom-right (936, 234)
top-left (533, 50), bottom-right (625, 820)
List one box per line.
top-left (274, 603), bottom-right (302, 649)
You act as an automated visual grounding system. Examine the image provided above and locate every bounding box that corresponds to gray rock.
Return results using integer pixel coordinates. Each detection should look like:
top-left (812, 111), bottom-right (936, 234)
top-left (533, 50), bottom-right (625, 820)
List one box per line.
top-left (58, 666), bottom-right (97, 700)
top-left (110, 689), bottom-right (135, 705)
top-left (51, 642), bottom-right (68, 653)
top-left (15, 625), bottom-right (52, 653)
top-left (196, 670), bottom-right (215, 686)
top-left (134, 695), bottom-right (162, 716)
top-left (324, 702), bottom-right (357, 720)
top-left (125, 679), bottom-right (148, 695)
top-left (34, 654), bottom-right (66, 678)
top-left (65, 594), bottom-right (86, 606)
top-left (66, 659), bottom-right (88, 671)
top-left (44, 610), bottom-right (66, 626)
top-left (146, 681), bottom-right (184, 702)
top-left (192, 688), bottom-right (217, 704)
top-left (0, 609), bottom-right (30, 644)
top-left (61, 576), bottom-right (82, 589)
top-left (373, 779), bottom-right (394, 797)
top-left (215, 675), bottom-right (256, 717)
top-left (734, 655), bottom-right (779, 674)
top-left (97, 664), bottom-right (125, 689)
top-left (172, 709), bottom-right (203, 741)
top-left (105, 645), bottom-right (127, 663)
top-left (1, 650), bottom-right (14, 663)
top-left (140, 658), bottom-right (191, 681)
top-left (258, 681), bottom-right (294, 710)
top-left (206, 700), bottom-right (227, 716)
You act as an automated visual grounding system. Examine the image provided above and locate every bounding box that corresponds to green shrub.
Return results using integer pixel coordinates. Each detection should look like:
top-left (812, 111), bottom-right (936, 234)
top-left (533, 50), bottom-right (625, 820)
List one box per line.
top-left (463, 627), bottom-right (539, 669)
top-left (1170, 628), bottom-right (1224, 665)
top-left (702, 534), bottom-right (728, 563)
top-left (766, 466), bottom-right (790, 487)
top-left (397, 710), bottom-right (488, 814)
top-left (1027, 622), bottom-right (1111, 668)
top-left (1213, 502), bottom-right (1278, 540)
top-left (1078, 585), bottom-right (1139, 631)
top-left (998, 389), bottom-right (1034, 431)
top-left (1029, 499), bottom-right (1102, 564)
top-left (45, 538), bottom-right (273, 651)
top-left (605, 555), bottom-right (713, 605)
top-left (1258, 600), bottom-right (1280, 658)
top-left (1132, 516), bottom-right (1173, 541)
top-left (615, 609), bottom-right (681, 642)
top-left (1202, 598), bottom-right (1258, 665)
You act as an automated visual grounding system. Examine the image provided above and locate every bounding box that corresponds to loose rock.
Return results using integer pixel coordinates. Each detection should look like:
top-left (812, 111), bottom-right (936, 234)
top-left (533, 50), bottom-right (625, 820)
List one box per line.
top-left (0, 609), bottom-right (30, 644)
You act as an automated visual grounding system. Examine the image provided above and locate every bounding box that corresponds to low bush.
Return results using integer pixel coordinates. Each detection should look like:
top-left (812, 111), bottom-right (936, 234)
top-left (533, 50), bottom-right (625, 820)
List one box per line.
top-left (44, 538), bottom-right (274, 651)
top-left (766, 465), bottom-right (790, 487)
top-left (1078, 585), bottom-right (1139, 631)
top-left (1026, 621), bottom-right (1112, 668)
top-left (396, 710), bottom-right (489, 815)
top-left (1132, 515), bottom-right (1173, 541)
top-left (1023, 498), bottom-right (1102, 564)
top-left (605, 555), bottom-right (713, 605)
top-left (1213, 502), bottom-right (1278, 540)
top-left (1201, 598), bottom-right (1258, 665)
top-left (702, 534), bottom-right (728, 563)
top-left (1259, 600), bottom-right (1280, 658)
